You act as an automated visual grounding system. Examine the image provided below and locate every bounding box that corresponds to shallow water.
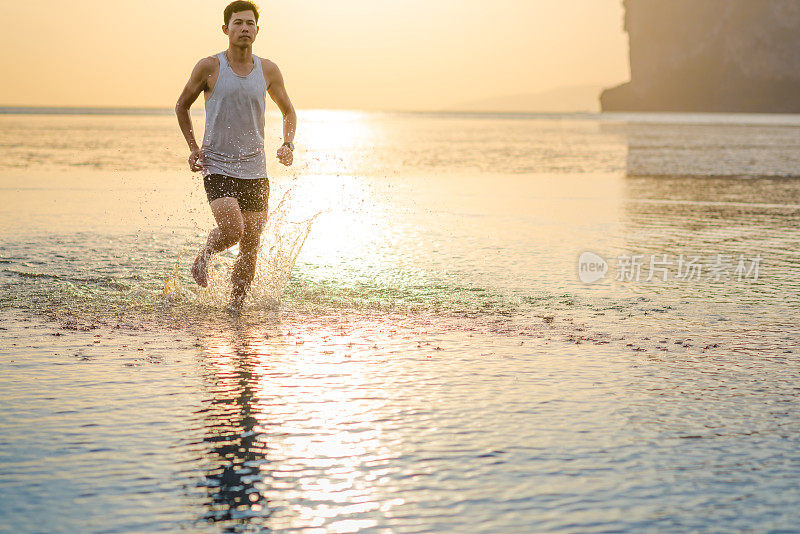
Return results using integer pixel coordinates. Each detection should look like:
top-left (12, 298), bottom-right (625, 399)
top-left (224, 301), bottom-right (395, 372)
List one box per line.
top-left (1, 111), bottom-right (800, 532)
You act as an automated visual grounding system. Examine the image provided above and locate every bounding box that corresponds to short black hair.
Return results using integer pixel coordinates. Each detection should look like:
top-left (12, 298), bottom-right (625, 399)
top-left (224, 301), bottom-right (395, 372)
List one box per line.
top-left (224, 1), bottom-right (259, 26)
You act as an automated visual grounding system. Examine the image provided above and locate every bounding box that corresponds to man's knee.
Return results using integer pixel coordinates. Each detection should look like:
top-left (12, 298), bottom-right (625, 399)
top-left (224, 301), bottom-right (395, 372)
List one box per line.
top-left (219, 220), bottom-right (244, 248)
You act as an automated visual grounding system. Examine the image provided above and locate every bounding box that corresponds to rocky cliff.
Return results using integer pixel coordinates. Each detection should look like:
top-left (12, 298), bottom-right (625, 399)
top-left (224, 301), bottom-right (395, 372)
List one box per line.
top-left (601, 0), bottom-right (800, 112)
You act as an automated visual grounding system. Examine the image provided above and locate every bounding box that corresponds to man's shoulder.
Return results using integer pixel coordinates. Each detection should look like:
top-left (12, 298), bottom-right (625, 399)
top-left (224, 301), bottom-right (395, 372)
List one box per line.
top-left (196, 54), bottom-right (220, 73)
top-left (259, 57), bottom-right (284, 89)
top-left (259, 57), bottom-right (280, 77)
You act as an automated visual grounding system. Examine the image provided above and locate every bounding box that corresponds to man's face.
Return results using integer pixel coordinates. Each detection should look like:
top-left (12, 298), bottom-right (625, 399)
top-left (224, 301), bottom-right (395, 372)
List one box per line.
top-left (223, 10), bottom-right (258, 45)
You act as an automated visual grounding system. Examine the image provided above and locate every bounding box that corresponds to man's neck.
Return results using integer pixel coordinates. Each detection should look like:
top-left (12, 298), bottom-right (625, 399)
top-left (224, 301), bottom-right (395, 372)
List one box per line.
top-left (226, 45), bottom-right (253, 64)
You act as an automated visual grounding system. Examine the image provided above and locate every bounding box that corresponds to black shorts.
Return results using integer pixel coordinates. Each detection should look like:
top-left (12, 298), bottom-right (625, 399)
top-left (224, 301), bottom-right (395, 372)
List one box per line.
top-left (203, 174), bottom-right (270, 212)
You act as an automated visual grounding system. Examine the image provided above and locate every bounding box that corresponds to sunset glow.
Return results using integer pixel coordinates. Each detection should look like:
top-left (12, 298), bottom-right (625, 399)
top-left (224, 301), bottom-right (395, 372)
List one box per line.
top-left (0, 0), bottom-right (628, 111)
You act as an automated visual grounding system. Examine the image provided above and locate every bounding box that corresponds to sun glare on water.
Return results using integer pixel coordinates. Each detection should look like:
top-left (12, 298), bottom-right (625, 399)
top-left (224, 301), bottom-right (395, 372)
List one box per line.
top-left (196, 319), bottom-right (409, 530)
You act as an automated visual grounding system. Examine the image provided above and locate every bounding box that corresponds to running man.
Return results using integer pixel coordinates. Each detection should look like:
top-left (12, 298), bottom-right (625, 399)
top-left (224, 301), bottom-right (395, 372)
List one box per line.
top-left (175, 0), bottom-right (296, 311)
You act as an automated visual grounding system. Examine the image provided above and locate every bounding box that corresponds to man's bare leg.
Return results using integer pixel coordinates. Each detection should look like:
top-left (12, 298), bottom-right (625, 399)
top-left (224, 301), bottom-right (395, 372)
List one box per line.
top-left (192, 197), bottom-right (244, 287)
top-left (228, 209), bottom-right (268, 309)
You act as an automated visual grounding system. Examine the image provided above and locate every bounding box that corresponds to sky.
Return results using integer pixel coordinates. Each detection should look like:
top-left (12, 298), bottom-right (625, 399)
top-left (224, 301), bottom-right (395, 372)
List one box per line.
top-left (0, 0), bottom-right (629, 111)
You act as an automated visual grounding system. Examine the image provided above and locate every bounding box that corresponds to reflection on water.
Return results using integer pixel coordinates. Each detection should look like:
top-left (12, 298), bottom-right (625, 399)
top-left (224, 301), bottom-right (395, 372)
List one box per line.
top-left (195, 315), bottom-right (394, 531)
top-left (6, 307), bottom-right (795, 532)
top-left (195, 317), bottom-right (277, 527)
top-left (612, 115), bottom-right (800, 178)
top-left (189, 312), bottom-right (454, 531)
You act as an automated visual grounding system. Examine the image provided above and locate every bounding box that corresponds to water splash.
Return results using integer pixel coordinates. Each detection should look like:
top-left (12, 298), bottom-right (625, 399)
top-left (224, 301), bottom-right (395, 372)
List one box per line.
top-left (161, 258), bottom-right (181, 302)
top-left (196, 187), bottom-right (318, 310)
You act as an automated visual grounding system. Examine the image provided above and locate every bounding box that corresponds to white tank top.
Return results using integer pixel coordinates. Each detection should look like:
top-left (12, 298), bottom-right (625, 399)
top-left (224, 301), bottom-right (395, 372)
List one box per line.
top-left (201, 51), bottom-right (268, 179)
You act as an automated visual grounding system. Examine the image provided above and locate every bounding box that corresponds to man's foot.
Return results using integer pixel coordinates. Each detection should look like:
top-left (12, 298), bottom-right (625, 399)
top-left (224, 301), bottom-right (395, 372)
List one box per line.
top-left (226, 291), bottom-right (246, 314)
top-left (191, 247), bottom-right (211, 287)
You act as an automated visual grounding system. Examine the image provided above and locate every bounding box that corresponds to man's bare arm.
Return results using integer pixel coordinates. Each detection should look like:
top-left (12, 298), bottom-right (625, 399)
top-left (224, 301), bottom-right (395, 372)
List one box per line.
top-left (265, 62), bottom-right (297, 165)
top-left (176, 58), bottom-right (213, 170)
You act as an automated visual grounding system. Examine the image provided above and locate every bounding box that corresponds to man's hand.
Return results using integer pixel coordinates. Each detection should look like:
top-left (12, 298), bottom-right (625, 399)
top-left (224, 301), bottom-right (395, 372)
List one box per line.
top-left (277, 145), bottom-right (293, 166)
top-left (188, 148), bottom-right (204, 172)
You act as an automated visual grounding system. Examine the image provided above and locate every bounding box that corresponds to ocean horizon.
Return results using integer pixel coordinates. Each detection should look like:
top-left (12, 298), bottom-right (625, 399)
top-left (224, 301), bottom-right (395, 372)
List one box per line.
top-left (2, 103), bottom-right (799, 117)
